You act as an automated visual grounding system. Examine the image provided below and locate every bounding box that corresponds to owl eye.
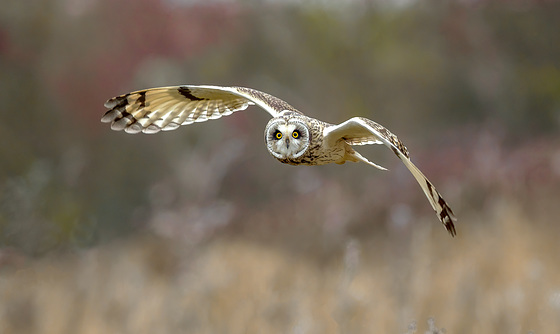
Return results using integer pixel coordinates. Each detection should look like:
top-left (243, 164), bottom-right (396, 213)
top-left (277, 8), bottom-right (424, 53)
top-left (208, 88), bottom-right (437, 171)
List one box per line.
top-left (292, 130), bottom-right (300, 139)
top-left (275, 131), bottom-right (283, 140)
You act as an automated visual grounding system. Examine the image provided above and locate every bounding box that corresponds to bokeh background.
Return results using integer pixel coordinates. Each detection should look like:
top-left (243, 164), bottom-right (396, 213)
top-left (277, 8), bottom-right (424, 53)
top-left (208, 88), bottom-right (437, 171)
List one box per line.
top-left (1, 0), bottom-right (560, 333)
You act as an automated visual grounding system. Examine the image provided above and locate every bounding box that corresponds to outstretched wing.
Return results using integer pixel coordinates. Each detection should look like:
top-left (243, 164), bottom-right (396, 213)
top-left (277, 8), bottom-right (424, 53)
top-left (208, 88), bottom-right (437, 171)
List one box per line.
top-left (101, 85), bottom-right (301, 134)
top-left (323, 117), bottom-right (457, 237)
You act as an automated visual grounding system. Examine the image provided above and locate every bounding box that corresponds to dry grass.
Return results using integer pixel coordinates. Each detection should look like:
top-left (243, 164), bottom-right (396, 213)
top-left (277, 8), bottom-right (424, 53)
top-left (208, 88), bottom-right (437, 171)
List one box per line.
top-left (0, 196), bottom-right (559, 334)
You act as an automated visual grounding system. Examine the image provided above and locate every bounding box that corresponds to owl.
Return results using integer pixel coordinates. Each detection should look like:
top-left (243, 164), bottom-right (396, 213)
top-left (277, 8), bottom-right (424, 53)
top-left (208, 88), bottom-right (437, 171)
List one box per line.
top-left (102, 85), bottom-right (457, 236)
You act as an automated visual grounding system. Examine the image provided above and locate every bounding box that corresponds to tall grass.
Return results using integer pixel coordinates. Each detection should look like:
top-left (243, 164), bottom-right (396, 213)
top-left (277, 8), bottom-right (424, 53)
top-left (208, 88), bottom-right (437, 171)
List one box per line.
top-left (0, 195), bottom-right (558, 334)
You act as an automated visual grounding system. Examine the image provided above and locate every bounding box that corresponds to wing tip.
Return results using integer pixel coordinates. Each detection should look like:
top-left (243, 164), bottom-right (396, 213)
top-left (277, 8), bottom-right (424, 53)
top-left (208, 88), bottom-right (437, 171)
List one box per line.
top-left (441, 207), bottom-right (457, 237)
top-left (445, 220), bottom-right (457, 237)
top-left (101, 95), bottom-right (130, 126)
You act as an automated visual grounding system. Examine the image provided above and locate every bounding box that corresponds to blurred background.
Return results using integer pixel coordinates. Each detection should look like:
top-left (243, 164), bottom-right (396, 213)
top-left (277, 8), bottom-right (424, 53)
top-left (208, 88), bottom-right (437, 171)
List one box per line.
top-left (1, 0), bottom-right (560, 333)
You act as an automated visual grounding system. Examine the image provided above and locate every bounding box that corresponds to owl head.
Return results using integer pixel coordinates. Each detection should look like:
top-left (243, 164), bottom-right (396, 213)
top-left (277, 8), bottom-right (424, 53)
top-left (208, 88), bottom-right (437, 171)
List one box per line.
top-left (265, 117), bottom-right (310, 160)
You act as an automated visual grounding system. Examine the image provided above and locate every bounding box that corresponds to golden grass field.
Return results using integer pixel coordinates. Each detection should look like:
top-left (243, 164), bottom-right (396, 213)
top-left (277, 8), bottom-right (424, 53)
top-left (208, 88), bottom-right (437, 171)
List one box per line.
top-left (1, 193), bottom-right (559, 334)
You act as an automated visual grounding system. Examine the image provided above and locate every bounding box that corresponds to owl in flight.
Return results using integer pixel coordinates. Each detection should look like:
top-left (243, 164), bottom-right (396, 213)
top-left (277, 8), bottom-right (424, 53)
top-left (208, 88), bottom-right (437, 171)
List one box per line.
top-left (102, 85), bottom-right (457, 236)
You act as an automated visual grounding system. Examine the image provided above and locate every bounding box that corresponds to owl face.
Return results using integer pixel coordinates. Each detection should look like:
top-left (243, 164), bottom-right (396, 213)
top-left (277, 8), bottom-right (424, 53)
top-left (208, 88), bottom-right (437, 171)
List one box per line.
top-left (265, 117), bottom-right (310, 160)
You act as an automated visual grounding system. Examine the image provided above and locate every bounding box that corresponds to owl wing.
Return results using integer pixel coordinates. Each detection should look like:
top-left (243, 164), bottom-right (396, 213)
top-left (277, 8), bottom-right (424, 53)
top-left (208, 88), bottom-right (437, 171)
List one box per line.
top-left (323, 117), bottom-right (457, 237)
top-left (102, 85), bottom-right (302, 134)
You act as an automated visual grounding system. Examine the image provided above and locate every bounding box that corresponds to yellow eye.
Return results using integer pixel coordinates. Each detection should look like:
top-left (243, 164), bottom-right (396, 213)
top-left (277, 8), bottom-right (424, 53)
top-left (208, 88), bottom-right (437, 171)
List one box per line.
top-left (292, 131), bottom-right (299, 139)
top-left (275, 132), bottom-right (283, 139)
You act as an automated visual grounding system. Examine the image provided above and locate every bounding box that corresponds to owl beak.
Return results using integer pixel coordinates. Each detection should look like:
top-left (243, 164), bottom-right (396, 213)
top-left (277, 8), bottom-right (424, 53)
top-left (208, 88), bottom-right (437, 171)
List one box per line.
top-left (285, 138), bottom-right (290, 149)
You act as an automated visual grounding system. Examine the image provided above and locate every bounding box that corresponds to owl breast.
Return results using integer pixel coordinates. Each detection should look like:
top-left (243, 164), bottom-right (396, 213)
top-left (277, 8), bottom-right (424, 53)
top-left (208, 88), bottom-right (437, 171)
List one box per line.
top-left (277, 143), bottom-right (346, 166)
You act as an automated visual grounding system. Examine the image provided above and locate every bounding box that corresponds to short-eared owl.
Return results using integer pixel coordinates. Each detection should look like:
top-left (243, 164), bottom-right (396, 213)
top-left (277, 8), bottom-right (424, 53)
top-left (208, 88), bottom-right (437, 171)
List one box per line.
top-left (102, 85), bottom-right (457, 236)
